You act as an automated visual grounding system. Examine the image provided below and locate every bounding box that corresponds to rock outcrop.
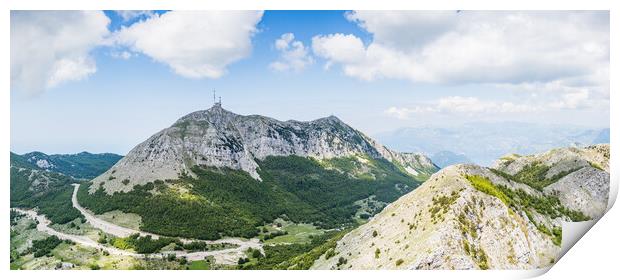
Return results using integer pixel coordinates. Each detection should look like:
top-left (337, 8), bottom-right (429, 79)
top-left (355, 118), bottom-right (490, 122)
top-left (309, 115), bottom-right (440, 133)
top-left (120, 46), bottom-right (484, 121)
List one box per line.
top-left (493, 144), bottom-right (610, 219)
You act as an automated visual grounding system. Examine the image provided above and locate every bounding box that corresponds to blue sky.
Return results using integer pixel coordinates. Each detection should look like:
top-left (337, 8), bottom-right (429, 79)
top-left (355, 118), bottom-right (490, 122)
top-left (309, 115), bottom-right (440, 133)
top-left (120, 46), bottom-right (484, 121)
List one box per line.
top-left (10, 11), bottom-right (610, 154)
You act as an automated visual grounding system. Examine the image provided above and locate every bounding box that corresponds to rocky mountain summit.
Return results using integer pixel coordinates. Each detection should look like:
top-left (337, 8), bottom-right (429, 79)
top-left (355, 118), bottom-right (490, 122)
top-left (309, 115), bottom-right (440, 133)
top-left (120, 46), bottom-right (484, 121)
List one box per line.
top-left (311, 144), bottom-right (609, 270)
top-left (92, 104), bottom-right (438, 193)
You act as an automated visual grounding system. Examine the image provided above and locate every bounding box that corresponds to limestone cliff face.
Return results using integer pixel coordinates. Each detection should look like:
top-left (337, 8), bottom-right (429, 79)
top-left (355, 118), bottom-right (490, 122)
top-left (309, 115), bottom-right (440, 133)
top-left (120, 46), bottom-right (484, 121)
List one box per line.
top-left (311, 145), bottom-right (609, 270)
top-left (91, 104), bottom-right (438, 193)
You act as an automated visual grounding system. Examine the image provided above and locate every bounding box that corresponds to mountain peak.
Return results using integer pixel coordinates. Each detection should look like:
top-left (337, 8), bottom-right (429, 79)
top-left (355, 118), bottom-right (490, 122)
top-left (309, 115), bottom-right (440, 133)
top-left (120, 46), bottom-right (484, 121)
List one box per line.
top-left (208, 101), bottom-right (225, 111)
top-left (92, 108), bottom-right (438, 193)
top-left (173, 104), bottom-right (237, 126)
top-left (317, 114), bottom-right (342, 123)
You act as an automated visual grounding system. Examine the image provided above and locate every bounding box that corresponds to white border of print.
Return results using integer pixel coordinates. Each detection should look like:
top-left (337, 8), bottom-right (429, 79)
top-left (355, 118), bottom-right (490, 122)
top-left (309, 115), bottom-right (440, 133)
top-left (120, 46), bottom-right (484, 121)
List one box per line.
top-left (1, 1), bottom-right (617, 280)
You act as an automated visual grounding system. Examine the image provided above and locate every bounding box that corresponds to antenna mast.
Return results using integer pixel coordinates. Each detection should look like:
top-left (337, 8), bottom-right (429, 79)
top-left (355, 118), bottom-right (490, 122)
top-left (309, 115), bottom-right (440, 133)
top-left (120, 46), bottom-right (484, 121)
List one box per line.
top-left (212, 89), bottom-right (222, 107)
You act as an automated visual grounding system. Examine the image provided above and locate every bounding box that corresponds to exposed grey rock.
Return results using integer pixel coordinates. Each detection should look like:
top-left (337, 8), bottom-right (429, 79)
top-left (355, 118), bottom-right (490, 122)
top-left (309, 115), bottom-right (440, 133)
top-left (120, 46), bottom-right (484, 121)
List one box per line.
top-left (545, 167), bottom-right (609, 218)
top-left (493, 144), bottom-right (610, 219)
top-left (35, 159), bottom-right (54, 169)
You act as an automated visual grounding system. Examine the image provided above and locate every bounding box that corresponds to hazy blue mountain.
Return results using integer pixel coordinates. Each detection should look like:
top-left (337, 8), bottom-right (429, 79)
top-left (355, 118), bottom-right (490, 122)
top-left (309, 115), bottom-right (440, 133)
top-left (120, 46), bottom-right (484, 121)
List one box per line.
top-left (13, 151), bottom-right (123, 179)
top-left (430, 151), bottom-right (472, 168)
top-left (375, 122), bottom-right (609, 166)
top-left (592, 128), bottom-right (610, 144)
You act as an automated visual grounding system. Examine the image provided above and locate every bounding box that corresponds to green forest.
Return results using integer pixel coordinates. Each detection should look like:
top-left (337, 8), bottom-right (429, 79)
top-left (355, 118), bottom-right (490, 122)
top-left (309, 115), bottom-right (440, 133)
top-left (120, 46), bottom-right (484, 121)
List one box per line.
top-left (10, 167), bottom-right (83, 224)
top-left (78, 155), bottom-right (421, 240)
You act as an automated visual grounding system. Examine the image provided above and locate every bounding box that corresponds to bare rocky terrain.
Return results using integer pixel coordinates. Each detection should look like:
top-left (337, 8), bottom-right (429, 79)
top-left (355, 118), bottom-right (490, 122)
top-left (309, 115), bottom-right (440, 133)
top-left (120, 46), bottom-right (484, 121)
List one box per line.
top-left (311, 145), bottom-right (610, 270)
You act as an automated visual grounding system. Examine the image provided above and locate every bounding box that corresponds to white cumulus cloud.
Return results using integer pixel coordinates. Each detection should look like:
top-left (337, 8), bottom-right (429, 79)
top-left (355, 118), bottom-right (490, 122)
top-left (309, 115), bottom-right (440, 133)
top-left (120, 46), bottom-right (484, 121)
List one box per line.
top-left (313, 11), bottom-right (609, 87)
top-left (550, 91), bottom-right (591, 109)
top-left (385, 107), bottom-right (424, 120)
top-left (386, 96), bottom-right (540, 120)
top-left (46, 56), bottom-right (97, 88)
top-left (114, 11), bottom-right (263, 79)
top-left (10, 11), bottom-right (110, 95)
top-left (270, 33), bottom-right (313, 72)
top-left (346, 11), bottom-right (458, 50)
top-left (115, 10), bottom-right (154, 22)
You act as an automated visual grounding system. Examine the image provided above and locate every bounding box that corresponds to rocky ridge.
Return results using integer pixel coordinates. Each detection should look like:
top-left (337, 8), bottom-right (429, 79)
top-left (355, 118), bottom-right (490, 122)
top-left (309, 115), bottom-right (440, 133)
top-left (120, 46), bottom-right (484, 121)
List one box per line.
top-left (92, 104), bottom-right (438, 193)
top-left (311, 144), bottom-right (609, 270)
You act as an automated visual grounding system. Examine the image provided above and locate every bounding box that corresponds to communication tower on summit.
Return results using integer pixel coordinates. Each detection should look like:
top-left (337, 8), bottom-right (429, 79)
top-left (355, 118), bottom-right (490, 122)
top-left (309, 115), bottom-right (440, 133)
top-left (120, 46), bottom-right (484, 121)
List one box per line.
top-left (213, 89), bottom-right (222, 107)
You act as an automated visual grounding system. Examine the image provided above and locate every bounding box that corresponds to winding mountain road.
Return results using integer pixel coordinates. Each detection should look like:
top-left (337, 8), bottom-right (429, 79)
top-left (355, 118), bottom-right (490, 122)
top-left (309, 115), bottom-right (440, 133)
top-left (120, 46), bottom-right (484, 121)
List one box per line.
top-left (13, 208), bottom-right (140, 257)
top-left (12, 184), bottom-right (263, 265)
top-left (71, 184), bottom-right (261, 250)
top-left (71, 184), bottom-right (140, 238)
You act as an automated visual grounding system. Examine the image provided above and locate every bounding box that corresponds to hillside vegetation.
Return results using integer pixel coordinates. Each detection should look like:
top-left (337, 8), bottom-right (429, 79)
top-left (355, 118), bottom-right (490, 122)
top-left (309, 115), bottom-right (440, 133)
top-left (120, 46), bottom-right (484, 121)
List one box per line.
top-left (10, 167), bottom-right (83, 224)
top-left (78, 155), bottom-right (421, 240)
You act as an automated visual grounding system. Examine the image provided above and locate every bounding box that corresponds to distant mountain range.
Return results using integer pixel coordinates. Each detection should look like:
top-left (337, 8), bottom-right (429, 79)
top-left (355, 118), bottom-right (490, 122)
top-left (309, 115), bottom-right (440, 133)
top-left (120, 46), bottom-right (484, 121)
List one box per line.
top-left (10, 151), bottom-right (122, 180)
top-left (375, 122), bottom-right (609, 166)
top-left (430, 151), bottom-right (472, 168)
top-left (593, 128), bottom-right (610, 144)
